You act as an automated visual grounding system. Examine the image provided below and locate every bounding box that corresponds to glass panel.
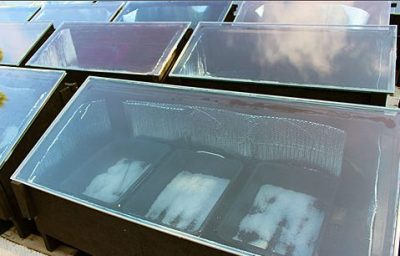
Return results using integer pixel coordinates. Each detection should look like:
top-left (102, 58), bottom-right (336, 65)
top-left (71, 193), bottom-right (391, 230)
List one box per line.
top-left (0, 6), bottom-right (39, 22)
top-left (171, 23), bottom-right (396, 93)
top-left (236, 1), bottom-right (391, 25)
top-left (27, 22), bottom-right (190, 77)
top-left (31, 2), bottom-right (123, 29)
top-left (0, 67), bottom-right (65, 169)
top-left (115, 1), bottom-right (231, 28)
top-left (0, 22), bottom-right (51, 66)
top-left (13, 76), bottom-right (400, 256)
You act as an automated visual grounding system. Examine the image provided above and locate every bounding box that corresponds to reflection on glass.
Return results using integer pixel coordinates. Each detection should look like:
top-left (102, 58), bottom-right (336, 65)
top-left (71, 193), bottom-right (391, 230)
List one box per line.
top-left (0, 6), bottom-right (39, 22)
top-left (0, 67), bottom-right (64, 168)
top-left (0, 23), bottom-right (51, 66)
top-left (115, 1), bottom-right (231, 28)
top-left (32, 2), bottom-right (123, 29)
top-left (171, 23), bottom-right (396, 93)
top-left (235, 1), bottom-right (391, 25)
top-left (28, 22), bottom-right (190, 76)
top-left (12, 77), bottom-right (400, 256)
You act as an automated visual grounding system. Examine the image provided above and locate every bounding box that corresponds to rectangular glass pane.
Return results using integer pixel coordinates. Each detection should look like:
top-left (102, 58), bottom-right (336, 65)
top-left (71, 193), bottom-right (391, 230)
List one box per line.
top-left (115, 1), bottom-right (231, 28)
top-left (27, 22), bottom-right (190, 77)
top-left (13, 76), bottom-right (400, 256)
top-left (0, 67), bottom-right (65, 169)
top-left (0, 22), bottom-right (52, 66)
top-left (31, 2), bottom-right (123, 29)
top-left (171, 23), bottom-right (396, 93)
top-left (0, 6), bottom-right (39, 22)
top-left (236, 1), bottom-right (391, 25)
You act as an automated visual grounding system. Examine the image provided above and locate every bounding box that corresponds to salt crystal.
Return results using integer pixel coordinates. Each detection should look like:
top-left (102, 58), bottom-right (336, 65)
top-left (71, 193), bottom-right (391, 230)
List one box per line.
top-left (146, 171), bottom-right (229, 232)
top-left (84, 158), bottom-right (148, 203)
top-left (234, 184), bottom-right (324, 256)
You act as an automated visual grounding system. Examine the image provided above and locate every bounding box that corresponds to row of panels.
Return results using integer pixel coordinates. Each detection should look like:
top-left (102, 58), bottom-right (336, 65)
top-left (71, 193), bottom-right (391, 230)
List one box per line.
top-left (0, 1), bottom-right (392, 26)
top-left (0, 1), bottom-right (399, 256)
top-left (0, 21), bottom-right (397, 103)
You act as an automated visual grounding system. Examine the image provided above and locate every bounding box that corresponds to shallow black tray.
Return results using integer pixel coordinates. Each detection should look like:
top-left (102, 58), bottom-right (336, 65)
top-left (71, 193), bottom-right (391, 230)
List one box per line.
top-left (58, 137), bottom-right (170, 208)
top-left (215, 161), bottom-right (338, 256)
top-left (121, 148), bottom-right (244, 235)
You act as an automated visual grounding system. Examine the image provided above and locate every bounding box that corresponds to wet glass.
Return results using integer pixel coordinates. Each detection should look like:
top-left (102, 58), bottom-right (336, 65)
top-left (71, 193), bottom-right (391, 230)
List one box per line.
top-left (27, 22), bottom-right (190, 78)
top-left (0, 67), bottom-right (65, 169)
top-left (0, 6), bottom-right (39, 22)
top-left (171, 23), bottom-right (396, 93)
top-left (235, 1), bottom-right (391, 25)
top-left (115, 1), bottom-right (232, 28)
top-left (31, 2), bottom-right (123, 29)
top-left (12, 76), bottom-right (400, 256)
top-left (0, 22), bottom-right (52, 66)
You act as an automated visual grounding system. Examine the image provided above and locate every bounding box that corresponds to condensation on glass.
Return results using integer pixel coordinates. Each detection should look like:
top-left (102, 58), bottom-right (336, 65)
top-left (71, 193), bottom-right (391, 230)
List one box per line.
top-left (171, 23), bottom-right (397, 93)
top-left (0, 67), bottom-right (65, 169)
top-left (12, 76), bottom-right (400, 256)
top-left (0, 6), bottom-right (39, 22)
top-left (235, 1), bottom-right (391, 25)
top-left (27, 22), bottom-right (190, 77)
top-left (0, 22), bottom-right (52, 66)
top-left (115, 1), bottom-right (232, 28)
top-left (31, 2), bottom-right (124, 29)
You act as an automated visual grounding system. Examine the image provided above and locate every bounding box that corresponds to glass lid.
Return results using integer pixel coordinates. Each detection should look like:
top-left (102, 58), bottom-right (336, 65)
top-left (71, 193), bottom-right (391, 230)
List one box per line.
top-left (12, 76), bottom-right (400, 256)
top-left (0, 67), bottom-right (65, 169)
top-left (115, 1), bottom-right (232, 28)
top-left (27, 22), bottom-right (190, 78)
top-left (235, 1), bottom-right (391, 25)
top-left (0, 22), bottom-right (52, 66)
top-left (31, 2), bottom-right (124, 29)
top-left (171, 22), bottom-right (396, 93)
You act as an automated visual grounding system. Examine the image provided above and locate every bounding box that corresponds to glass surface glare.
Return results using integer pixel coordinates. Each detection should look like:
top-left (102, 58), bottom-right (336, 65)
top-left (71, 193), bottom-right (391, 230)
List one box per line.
top-left (0, 22), bottom-right (51, 66)
top-left (27, 22), bottom-right (189, 76)
top-left (0, 6), bottom-right (39, 22)
top-left (171, 23), bottom-right (396, 93)
top-left (235, 1), bottom-right (391, 25)
top-left (32, 2), bottom-right (123, 29)
top-left (0, 67), bottom-right (65, 169)
top-left (12, 77), bottom-right (400, 256)
top-left (115, 1), bottom-right (231, 28)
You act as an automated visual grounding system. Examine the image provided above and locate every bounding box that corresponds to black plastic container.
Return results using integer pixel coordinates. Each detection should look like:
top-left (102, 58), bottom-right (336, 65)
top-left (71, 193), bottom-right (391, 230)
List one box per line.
top-left (215, 161), bottom-right (338, 256)
top-left (122, 148), bottom-right (244, 235)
